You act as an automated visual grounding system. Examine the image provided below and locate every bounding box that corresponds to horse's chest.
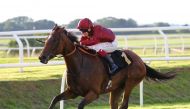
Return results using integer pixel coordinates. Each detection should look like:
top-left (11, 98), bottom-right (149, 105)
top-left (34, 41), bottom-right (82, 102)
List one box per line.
top-left (66, 74), bottom-right (90, 95)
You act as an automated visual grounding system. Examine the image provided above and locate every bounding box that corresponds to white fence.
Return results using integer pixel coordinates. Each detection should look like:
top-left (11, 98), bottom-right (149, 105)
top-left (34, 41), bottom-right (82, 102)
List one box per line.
top-left (1, 26), bottom-right (190, 69)
top-left (0, 26), bottom-right (190, 108)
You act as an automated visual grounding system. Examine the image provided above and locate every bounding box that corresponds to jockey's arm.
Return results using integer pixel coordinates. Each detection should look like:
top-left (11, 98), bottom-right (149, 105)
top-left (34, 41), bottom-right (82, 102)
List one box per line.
top-left (80, 37), bottom-right (99, 46)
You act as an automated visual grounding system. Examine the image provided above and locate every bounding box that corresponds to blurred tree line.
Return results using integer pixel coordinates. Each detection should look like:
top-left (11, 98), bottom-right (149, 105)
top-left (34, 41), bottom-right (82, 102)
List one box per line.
top-left (66, 17), bottom-right (189, 35)
top-left (66, 17), bottom-right (173, 29)
top-left (0, 16), bottom-right (189, 31)
top-left (0, 16), bottom-right (55, 48)
top-left (0, 16), bottom-right (189, 48)
top-left (0, 16), bottom-right (55, 31)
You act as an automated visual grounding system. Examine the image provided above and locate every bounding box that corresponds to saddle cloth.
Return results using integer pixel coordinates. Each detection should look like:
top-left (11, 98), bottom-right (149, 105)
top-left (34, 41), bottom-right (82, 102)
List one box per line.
top-left (109, 50), bottom-right (131, 69)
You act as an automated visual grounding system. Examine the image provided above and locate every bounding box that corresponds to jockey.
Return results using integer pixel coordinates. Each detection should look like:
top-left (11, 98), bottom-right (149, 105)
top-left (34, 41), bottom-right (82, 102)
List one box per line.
top-left (77, 18), bottom-right (119, 75)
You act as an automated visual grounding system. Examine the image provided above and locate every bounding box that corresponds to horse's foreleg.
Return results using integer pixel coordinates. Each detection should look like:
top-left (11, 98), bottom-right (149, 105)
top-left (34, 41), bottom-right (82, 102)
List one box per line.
top-left (78, 91), bottom-right (98, 109)
top-left (48, 89), bottom-right (77, 109)
top-left (110, 88), bottom-right (123, 109)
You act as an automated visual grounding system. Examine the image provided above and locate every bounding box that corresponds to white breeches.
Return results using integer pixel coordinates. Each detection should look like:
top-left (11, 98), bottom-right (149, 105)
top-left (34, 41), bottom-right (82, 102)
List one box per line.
top-left (87, 41), bottom-right (118, 52)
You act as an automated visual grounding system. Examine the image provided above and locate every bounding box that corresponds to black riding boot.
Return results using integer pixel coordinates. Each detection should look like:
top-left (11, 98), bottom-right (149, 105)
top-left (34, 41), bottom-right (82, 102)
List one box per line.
top-left (104, 54), bottom-right (119, 75)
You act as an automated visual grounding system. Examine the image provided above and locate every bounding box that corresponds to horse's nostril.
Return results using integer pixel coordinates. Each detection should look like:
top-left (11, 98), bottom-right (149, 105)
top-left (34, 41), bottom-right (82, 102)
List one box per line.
top-left (39, 55), bottom-right (46, 60)
top-left (39, 55), bottom-right (48, 64)
top-left (42, 56), bottom-right (46, 59)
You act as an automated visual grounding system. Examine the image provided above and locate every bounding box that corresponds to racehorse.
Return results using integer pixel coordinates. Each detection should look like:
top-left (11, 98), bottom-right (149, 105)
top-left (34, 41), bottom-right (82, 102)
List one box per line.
top-left (39, 25), bottom-right (176, 109)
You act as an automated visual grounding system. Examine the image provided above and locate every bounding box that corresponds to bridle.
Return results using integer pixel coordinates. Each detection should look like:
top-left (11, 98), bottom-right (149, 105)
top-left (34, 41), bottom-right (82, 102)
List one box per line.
top-left (51, 28), bottom-right (96, 57)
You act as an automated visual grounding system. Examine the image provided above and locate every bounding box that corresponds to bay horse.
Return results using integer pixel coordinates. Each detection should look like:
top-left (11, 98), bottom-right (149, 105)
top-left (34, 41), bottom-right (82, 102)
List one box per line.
top-left (39, 25), bottom-right (176, 109)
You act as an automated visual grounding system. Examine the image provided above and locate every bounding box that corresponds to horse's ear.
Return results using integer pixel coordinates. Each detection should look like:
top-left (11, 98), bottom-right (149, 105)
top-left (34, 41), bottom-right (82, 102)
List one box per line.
top-left (53, 24), bottom-right (58, 30)
top-left (61, 26), bottom-right (65, 29)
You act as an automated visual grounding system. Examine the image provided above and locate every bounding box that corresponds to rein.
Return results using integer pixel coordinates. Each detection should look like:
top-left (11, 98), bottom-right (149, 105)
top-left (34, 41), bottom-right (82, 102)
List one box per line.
top-left (64, 44), bottom-right (97, 57)
top-left (65, 46), bottom-right (76, 57)
top-left (77, 47), bottom-right (97, 56)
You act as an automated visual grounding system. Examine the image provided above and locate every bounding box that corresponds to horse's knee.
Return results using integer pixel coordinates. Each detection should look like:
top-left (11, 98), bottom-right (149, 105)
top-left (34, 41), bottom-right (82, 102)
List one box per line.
top-left (77, 91), bottom-right (98, 109)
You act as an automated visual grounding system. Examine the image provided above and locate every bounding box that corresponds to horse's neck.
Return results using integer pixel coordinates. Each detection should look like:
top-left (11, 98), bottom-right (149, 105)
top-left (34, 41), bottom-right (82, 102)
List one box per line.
top-left (63, 38), bottom-right (76, 56)
top-left (64, 48), bottom-right (82, 74)
top-left (64, 48), bottom-right (99, 74)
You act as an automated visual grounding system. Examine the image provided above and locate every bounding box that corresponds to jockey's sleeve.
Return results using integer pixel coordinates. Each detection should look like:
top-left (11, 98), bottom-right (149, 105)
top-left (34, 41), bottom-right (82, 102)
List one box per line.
top-left (80, 37), bottom-right (99, 46)
top-left (80, 36), bottom-right (88, 41)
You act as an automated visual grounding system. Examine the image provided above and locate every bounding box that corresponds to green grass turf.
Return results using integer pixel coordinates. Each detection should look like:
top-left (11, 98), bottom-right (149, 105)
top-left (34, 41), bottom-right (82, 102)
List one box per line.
top-left (0, 60), bottom-right (190, 109)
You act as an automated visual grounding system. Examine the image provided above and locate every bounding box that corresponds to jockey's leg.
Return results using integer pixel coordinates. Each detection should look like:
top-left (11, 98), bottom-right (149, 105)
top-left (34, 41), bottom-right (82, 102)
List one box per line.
top-left (98, 49), bottom-right (118, 75)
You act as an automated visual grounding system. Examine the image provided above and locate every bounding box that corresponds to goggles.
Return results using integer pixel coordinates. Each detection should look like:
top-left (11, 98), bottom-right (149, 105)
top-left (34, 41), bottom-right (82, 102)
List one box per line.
top-left (80, 29), bottom-right (88, 33)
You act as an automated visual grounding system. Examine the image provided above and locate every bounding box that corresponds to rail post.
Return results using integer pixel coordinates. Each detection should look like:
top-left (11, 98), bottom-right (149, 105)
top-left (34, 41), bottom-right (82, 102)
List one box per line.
top-left (60, 70), bottom-right (67, 109)
top-left (13, 34), bottom-right (24, 72)
top-left (24, 37), bottom-right (31, 57)
top-left (140, 81), bottom-right (143, 107)
top-left (158, 30), bottom-right (169, 59)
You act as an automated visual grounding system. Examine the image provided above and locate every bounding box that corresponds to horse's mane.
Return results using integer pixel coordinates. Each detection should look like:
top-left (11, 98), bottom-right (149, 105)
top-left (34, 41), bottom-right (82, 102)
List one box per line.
top-left (63, 29), bottom-right (79, 44)
top-left (63, 28), bottom-right (97, 55)
top-left (53, 25), bottom-right (79, 44)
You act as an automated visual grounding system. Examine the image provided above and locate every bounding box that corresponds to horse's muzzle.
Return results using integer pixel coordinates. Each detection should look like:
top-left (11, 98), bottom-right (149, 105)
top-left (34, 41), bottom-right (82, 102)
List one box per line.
top-left (39, 55), bottom-right (49, 64)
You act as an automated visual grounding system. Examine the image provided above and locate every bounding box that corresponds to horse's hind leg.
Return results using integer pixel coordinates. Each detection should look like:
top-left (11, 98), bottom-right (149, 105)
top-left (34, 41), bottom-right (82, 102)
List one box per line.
top-left (48, 89), bottom-right (77, 109)
top-left (119, 79), bottom-right (141, 109)
top-left (110, 88), bottom-right (123, 109)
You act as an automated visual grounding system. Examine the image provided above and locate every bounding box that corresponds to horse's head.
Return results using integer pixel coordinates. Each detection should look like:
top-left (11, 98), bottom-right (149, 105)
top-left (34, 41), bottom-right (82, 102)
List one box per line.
top-left (39, 24), bottom-right (78, 64)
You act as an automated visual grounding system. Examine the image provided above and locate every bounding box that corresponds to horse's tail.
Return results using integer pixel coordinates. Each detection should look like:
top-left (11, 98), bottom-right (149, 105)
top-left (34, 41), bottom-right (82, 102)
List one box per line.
top-left (145, 64), bottom-right (176, 81)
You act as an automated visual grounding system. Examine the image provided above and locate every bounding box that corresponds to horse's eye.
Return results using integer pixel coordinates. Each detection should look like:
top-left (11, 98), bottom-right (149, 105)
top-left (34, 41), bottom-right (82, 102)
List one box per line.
top-left (50, 37), bottom-right (56, 42)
